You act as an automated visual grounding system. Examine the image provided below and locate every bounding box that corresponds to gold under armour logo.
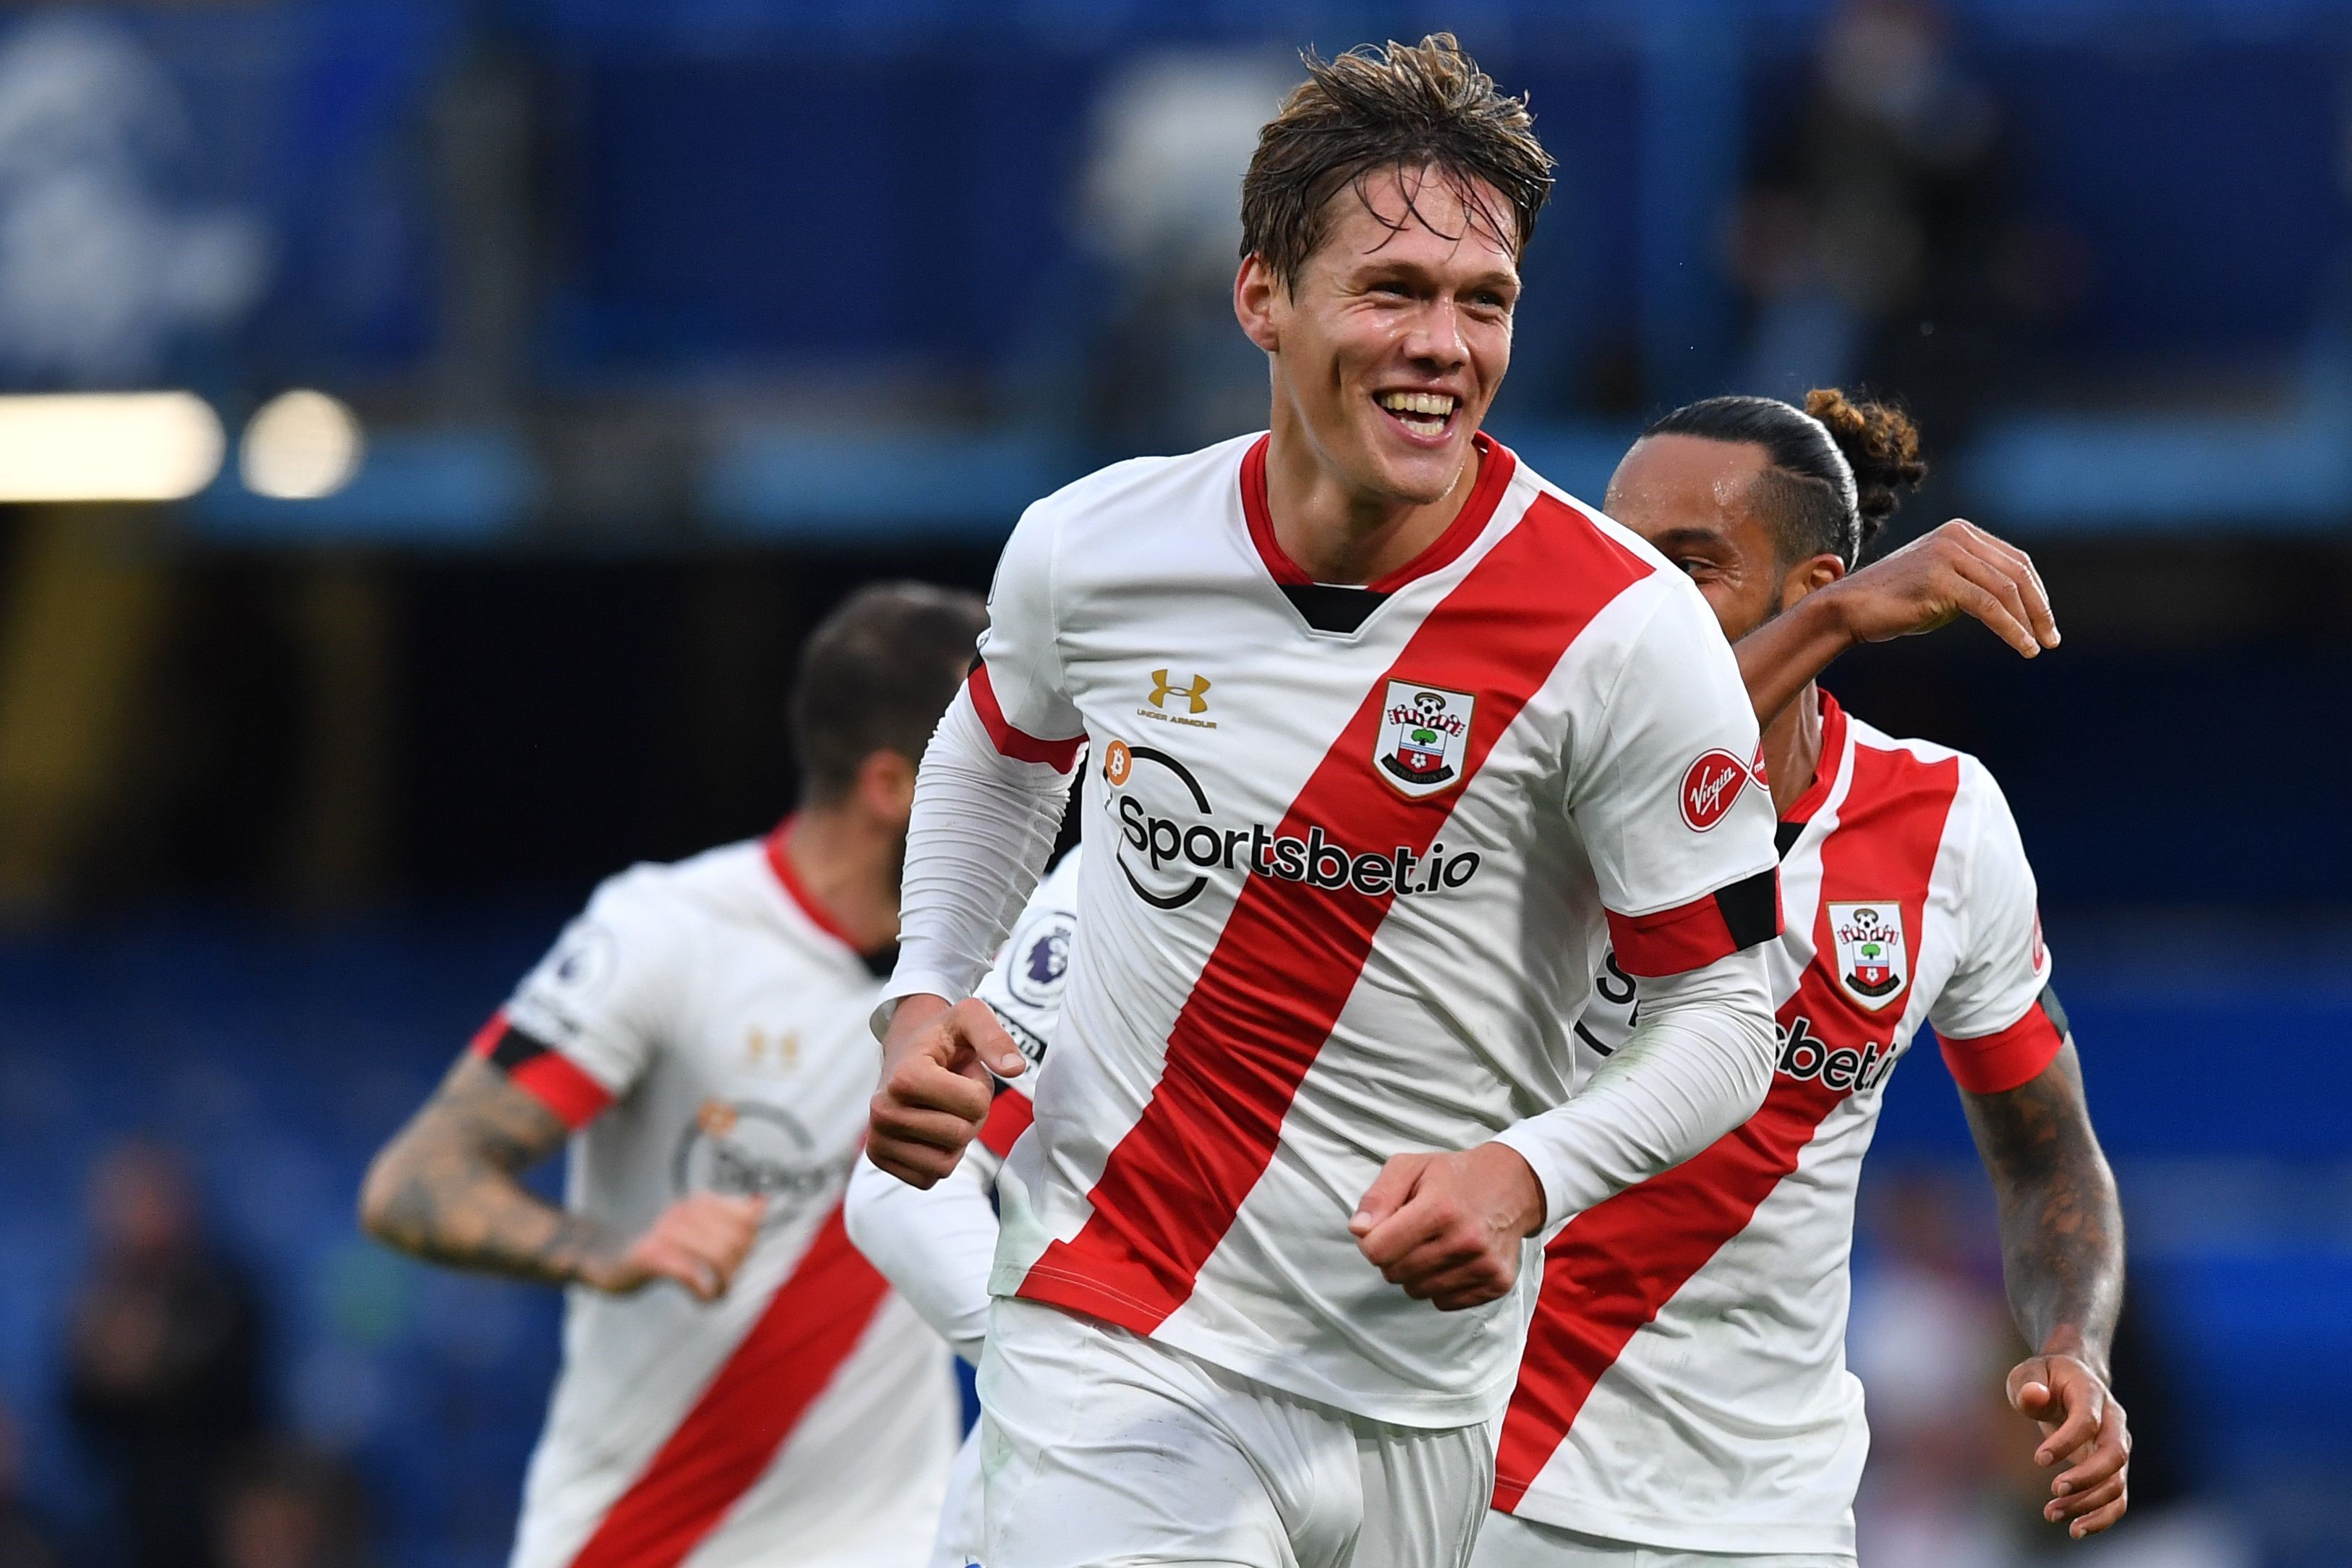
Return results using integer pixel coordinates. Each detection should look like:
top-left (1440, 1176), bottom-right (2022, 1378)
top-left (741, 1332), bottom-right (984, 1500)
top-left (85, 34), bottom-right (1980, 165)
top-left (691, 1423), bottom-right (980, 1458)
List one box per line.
top-left (1148, 669), bottom-right (1211, 715)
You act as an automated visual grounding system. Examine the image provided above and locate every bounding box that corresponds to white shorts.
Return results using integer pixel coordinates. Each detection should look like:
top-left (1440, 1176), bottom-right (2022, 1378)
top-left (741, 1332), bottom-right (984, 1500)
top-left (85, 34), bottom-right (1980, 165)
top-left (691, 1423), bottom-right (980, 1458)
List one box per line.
top-left (976, 1296), bottom-right (1493, 1568)
top-left (932, 1426), bottom-right (984, 1568)
top-left (1468, 1513), bottom-right (1854, 1568)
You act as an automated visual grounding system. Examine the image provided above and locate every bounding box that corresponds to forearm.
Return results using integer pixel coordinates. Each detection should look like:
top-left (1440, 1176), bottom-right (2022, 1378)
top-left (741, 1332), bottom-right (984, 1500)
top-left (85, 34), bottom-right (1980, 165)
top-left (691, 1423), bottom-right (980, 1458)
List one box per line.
top-left (885, 691), bottom-right (1073, 1019)
top-left (362, 1151), bottom-right (610, 1285)
top-left (1735, 590), bottom-right (1855, 729)
top-left (843, 1151), bottom-right (1000, 1363)
top-left (1496, 946), bottom-right (1776, 1229)
top-left (359, 1060), bottom-right (614, 1287)
top-left (1963, 1047), bottom-right (2125, 1375)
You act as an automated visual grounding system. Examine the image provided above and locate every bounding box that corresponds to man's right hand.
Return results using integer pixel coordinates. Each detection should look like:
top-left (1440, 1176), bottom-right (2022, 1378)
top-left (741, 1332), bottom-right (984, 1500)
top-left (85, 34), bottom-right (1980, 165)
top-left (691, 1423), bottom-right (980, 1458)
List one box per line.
top-left (1823, 519), bottom-right (2060, 657)
top-left (582, 1191), bottom-right (766, 1301)
top-left (869, 994), bottom-right (1026, 1188)
top-left (2008, 1352), bottom-right (2131, 1538)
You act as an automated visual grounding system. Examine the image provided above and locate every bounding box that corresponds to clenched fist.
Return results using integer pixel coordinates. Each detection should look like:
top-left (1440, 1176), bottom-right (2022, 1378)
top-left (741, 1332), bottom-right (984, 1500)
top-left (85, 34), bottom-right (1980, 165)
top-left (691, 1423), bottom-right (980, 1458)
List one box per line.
top-left (869, 994), bottom-right (1028, 1188)
top-left (1351, 1143), bottom-right (1546, 1311)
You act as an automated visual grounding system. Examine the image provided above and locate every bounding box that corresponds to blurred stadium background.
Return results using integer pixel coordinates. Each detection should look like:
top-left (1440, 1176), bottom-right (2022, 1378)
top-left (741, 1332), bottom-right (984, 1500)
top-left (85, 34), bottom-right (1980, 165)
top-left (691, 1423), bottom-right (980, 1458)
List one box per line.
top-left (0, 1), bottom-right (2346, 1566)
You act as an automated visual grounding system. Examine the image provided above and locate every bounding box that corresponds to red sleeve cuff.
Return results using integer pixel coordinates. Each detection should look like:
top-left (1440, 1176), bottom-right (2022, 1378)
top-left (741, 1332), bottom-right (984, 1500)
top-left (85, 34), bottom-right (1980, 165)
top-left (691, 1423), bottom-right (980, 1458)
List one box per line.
top-left (968, 665), bottom-right (1083, 770)
top-left (471, 1009), bottom-right (614, 1130)
top-left (1939, 991), bottom-right (2066, 1094)
top-left (1606, 867), bottom-right (1781, 978)
top-left (977, 1084), bottom-right (1036, 1159)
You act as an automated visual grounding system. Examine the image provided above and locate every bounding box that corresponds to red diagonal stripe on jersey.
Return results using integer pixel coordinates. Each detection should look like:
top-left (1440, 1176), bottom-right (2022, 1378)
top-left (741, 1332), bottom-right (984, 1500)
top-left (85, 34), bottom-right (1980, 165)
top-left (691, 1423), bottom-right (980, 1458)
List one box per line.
top-left (1493, 740), bottom-right (1959, 1513)
top-left (979, 1084), bottom-right (1037, 1158)
top-left (567, 1203), bottom-right (890, 1568)
top-left (1015, 491), bottom-right (1650, 1331)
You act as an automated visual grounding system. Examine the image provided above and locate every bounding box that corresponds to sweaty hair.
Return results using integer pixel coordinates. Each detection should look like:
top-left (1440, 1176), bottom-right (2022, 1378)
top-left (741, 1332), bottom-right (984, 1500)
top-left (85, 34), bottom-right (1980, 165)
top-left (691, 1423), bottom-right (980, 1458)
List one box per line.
top-left (1642, 388), bottom-right (1928, 569)
top-left (1240, 34), bottom-right (1555, 291)
top-left (791, 581), bottom-right (988, 805)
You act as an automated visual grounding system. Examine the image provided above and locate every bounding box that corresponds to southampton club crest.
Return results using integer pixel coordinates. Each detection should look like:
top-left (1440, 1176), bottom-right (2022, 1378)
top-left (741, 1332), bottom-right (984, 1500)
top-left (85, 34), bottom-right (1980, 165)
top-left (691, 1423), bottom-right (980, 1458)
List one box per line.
top-left (1828, 901), bottom-right (1909, 1010)
top-left (1376, 681), bottom-right (1476, 798)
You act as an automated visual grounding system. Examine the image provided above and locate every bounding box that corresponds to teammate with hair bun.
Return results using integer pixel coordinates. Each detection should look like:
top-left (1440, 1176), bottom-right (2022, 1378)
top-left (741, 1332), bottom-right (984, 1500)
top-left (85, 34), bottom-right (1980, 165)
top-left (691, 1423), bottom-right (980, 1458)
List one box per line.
top-left (1711, 388), bottom-right (2063, 733)
top-left (1476, 391), bottom-right (2129, 1567)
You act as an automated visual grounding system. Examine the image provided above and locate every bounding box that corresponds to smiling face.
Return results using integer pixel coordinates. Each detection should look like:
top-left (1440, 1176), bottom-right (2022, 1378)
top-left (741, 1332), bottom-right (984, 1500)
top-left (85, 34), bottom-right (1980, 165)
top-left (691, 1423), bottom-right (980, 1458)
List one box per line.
top-left (1237, 163), bottom-right (1520, 511)
top-left (1603, 433), bottom-right (1844, 642)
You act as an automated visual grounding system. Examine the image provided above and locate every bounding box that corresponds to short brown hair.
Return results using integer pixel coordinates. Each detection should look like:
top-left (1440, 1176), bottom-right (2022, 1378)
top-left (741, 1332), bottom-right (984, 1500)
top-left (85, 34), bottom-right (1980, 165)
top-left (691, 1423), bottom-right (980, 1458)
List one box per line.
top-left (791, 581), bottom-right (987, 804)
top-left (1240, 34), bottom-right (1554, 291)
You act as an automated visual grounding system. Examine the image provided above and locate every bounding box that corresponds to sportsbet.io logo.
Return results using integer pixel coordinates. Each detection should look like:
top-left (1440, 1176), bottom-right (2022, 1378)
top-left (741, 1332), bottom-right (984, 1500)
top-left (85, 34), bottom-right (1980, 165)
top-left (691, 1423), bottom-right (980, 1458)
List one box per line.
top-left (1100, 738), bottom-right (1481, 910)
top-left (1774, 1013), bottom-right (1900, 1096)
top-left (672, 1097), bottom-right (853, 1230)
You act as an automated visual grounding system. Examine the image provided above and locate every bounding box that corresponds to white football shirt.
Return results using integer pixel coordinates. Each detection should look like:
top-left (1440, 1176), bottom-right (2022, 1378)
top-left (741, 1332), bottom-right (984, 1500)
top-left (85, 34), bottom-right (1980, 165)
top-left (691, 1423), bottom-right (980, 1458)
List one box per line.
top-left (482, 825), bottom-right (959, 1568)
top-left (1493, 695), bottom-right (2068, 1556)
top-left (964, 848), bottom-right (1076, 1172)
top-left (958, 431), bottom-right (1782, 1427)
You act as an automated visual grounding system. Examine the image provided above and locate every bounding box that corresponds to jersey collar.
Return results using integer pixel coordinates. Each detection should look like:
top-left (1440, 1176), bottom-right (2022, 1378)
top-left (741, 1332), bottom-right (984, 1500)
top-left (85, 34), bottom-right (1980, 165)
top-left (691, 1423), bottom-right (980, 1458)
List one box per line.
top-left (1778, 689), bottom-right (1850, 835)
top-left (1239, 430), bottom-right (1519, 594)
top-left (762, 816), bottom-right (885, 966)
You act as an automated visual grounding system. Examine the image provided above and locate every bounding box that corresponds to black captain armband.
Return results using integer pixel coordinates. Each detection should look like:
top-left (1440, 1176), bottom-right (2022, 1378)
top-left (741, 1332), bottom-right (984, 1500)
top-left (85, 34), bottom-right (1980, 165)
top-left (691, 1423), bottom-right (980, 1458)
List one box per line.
top-left (467, 1011), bottom-right (613, 1129)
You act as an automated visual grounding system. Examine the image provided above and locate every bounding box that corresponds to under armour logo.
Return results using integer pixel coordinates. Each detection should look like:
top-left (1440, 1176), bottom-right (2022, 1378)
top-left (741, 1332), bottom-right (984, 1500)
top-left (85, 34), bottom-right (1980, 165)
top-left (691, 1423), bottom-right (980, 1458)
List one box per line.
top-left (1148, 669), bottom-right (1211, 715)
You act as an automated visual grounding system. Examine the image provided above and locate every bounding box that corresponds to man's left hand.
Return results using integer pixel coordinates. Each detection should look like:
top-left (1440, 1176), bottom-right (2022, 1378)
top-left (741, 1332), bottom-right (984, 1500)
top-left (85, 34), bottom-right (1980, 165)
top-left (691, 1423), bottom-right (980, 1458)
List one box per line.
top-left (2008, 1352), bottom-right (2131, 1538)
top-left (1351, 1143), bottom-right (1545, 1311)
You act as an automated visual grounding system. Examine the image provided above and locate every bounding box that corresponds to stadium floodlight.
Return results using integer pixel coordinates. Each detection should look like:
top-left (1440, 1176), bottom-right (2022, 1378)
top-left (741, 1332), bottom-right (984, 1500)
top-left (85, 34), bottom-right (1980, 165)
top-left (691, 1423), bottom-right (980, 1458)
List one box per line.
top-left (0, 391), bottom-right (225, 503)
top-left (240, 388), bottom-right (365, 500)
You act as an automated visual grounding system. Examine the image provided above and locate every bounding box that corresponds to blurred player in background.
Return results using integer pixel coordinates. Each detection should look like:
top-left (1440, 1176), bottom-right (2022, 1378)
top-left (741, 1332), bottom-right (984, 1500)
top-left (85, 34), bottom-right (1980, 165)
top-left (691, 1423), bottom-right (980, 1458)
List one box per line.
top-left (847, 396), bottom-right (2088, 1568)
top-left (358, 583), bottom-right (987, 1568)
top-left (1478, 391), bottom-right (2126, 1567)
top-left (869, 33), bottom-right (1791, 1568)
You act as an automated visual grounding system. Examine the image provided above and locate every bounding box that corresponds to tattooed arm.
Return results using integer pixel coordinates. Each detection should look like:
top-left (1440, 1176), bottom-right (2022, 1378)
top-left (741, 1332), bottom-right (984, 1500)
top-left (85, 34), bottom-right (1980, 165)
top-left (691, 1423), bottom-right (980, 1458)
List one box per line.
top-left (1960, 1042), bottom-right (2131, 1538)
top-left (358, 1054), bottom-right (762, 1300)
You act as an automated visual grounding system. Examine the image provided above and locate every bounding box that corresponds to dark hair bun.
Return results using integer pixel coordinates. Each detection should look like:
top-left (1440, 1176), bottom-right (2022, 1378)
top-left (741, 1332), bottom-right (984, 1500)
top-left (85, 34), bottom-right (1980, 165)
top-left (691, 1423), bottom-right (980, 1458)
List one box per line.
top-left (1804, 388), bottom-right (1927, 545)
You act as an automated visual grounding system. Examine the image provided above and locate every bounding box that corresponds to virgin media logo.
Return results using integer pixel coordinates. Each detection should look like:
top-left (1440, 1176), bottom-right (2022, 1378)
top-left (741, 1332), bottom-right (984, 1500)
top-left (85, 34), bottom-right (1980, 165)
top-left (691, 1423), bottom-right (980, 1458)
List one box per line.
top-left (1679, 749), bottom-right (1750, 832)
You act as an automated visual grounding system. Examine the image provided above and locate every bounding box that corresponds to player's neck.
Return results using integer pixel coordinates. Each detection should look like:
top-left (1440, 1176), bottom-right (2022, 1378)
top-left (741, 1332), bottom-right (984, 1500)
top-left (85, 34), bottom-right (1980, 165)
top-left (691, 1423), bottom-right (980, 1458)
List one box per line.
top-left (779, 806), bottom-right (900, 955)
top-left (1262, 416), bottom-right (1483, 585)
top-left (1763, 681), bottom-right (1824, 819)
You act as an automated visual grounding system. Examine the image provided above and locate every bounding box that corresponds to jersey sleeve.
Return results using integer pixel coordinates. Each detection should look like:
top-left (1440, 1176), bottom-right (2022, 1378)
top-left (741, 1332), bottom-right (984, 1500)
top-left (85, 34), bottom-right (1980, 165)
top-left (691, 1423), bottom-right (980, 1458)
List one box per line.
top-left (879, 505), bottom-right (1084, 1022)
top-left (962, 848), bottom-right (1081, 1172)
top-left (1930, 761), bottom-right (2068, 1094)
top-left (476, 870), bottom-right (682, 1128)
top-left (1567, 581), bottom-right (1781, 977)
top-left (1494, 943), bottom-right (1777, 1230)
top-left (971, 849), bottom-right (1081, 1075)
top-left (843, 1153), bottom-right (999, 1365)
top-left (843, 853), bottom-right (1084, 1361)
top-left (969, 500), bottom-right (1085, 764)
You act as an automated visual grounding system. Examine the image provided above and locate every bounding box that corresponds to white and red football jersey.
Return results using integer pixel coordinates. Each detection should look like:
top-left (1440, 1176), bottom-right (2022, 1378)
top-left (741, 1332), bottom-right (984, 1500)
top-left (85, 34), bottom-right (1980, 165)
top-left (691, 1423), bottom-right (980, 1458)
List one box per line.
top-left (964, 430), bottom-right (1781, 1427)
top-left (1492, 694), bottom-right (2068, 1556)
top-left (482, 824), bottom-right (959, 1568)
top-left (965, 848), bottom-right (1078, 1174)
